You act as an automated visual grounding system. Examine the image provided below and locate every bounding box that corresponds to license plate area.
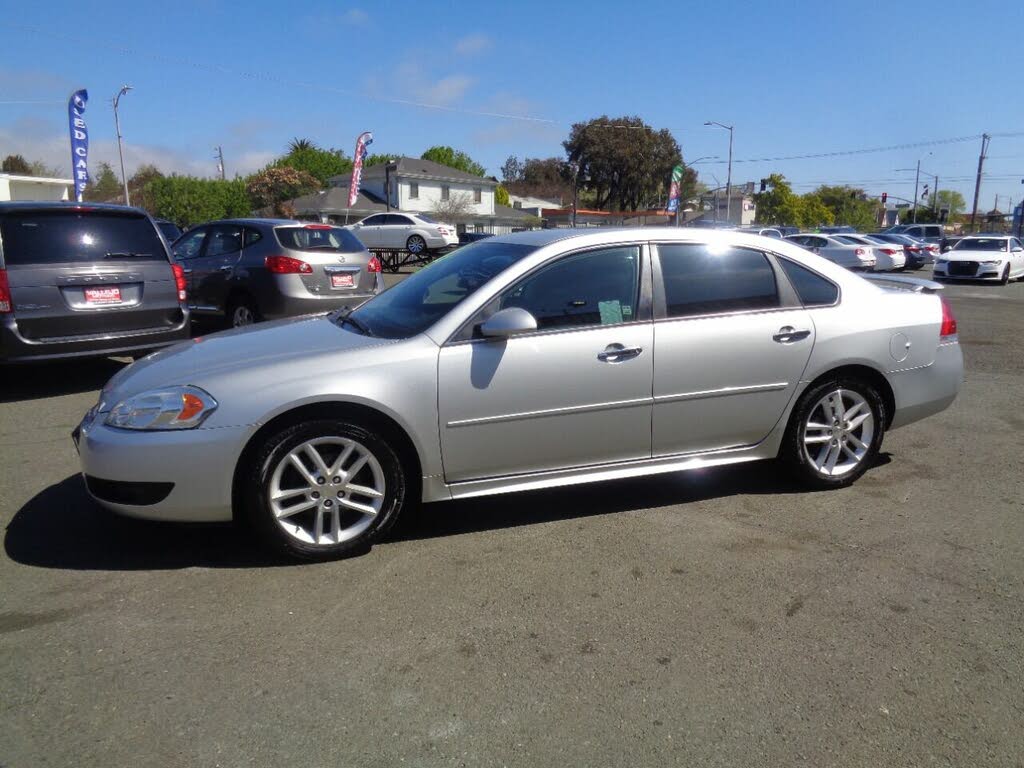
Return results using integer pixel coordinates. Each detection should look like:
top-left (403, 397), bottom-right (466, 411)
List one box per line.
top-left (84, 286), bottom-right (123, 305)
top-left (330, 274), bottom-right (355, 289)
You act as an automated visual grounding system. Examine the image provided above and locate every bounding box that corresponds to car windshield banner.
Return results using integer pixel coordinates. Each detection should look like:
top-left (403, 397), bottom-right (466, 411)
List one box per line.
top-left (68, 89), bottom-right (89, 202)
top-left (348, 131), bottom-right (374, 208)
top-left (666, 164), bottom-right (683, 213)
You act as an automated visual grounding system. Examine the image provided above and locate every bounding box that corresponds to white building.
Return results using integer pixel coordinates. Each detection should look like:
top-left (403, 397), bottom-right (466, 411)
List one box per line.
top-left (0, 173), bottom-right (72, 202)
top-left (508, 194), bottom-right (562, 218)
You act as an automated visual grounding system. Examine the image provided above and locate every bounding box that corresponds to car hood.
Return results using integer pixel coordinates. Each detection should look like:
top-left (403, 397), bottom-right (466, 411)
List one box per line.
top-left (943, 250), bottom-right (1007, 261)
top-left (98, 314), bottom-right (392, 410)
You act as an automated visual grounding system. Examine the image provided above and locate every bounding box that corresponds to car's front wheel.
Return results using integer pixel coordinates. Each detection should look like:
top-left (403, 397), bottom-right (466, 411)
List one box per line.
top-left (243, 419), bottom-right (407, 560)
top-left (781, 377), bottom-right (885, 489)
top-left (999, 264), bottom-right (1010, 285)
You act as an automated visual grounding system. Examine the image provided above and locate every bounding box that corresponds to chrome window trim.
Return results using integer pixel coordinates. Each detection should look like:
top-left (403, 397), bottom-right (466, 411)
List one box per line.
top-left (771, 254), bottom-right (843, 309)
top-left (444, 242), bottom-right (651, 347)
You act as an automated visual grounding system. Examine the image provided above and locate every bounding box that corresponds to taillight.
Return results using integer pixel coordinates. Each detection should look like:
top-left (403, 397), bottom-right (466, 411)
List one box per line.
top-left (0, 269), bottom-right (11, 314)
top-left (171, 263), bottom-right (187, 303)
top-left (366, 255), bottom-right (382, 273)
top-left (855, 247), bottom-right (866, 257)
top-left (940, 297), bottom-right (958, 339)
top-left (304, 223), bottom-right (332, 230)
top-left (265, 255), bottom-right (313, 274)
top-left (880, 248), bottom-right (897, 255)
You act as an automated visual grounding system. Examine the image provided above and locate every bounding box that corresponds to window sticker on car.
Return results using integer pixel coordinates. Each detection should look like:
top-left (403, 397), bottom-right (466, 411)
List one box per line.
top-left (598, 299), bottom-right (624, 324)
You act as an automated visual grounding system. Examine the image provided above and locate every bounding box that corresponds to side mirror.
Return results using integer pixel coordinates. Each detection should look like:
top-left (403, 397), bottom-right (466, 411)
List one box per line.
top-left (479, 307), bottom-right (538, 339)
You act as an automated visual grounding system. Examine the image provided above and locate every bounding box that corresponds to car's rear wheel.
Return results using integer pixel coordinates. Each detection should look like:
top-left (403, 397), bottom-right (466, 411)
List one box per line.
top-left (782, 377), bottom-right (885, 489)
top-left (243, 419), bottom-right (406, 561)
top-left (228, 296), bottom-right (259, 328)
top-left (406, 235), bottom-right (427, 254)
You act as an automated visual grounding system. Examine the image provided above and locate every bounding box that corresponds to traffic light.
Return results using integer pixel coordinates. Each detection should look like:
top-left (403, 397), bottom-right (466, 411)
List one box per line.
top-left (922, 184), bottom-right (929, 199)
top-left (759, 178), bottom-right (767, 192)
top-left (939, 207), bottom-right (950, 223)
top-left (881, 192), bottom-right (888, 204)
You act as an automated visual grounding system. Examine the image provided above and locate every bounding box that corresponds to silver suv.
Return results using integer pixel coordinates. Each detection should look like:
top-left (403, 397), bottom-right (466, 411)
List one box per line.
top-left (0, 202), bottom-right (190, 363)
top-left (171, 219), bottom-right (384, 328)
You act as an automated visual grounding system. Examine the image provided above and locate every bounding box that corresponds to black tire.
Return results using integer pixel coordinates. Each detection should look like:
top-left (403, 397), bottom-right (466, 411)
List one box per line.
top-left (999, 264), bottom-right (1010, 285)
top-left (406, 235), bottom-right (427, 255)
top-left (227, 295), bottom-right (260, 329)
top-left (780, 376), bottom-right (886, 490)
top-left (242, 419), bottom-right (406, 561)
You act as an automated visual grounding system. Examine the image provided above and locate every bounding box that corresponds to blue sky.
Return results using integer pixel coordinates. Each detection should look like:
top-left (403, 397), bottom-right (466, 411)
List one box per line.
top-left (2, 0), bottom-right (1022, 210)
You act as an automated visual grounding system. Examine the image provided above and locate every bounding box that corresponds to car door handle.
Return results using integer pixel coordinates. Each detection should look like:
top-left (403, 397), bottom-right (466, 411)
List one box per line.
top-left (597, 344), bottom-right (643, 363)
top-left (773, 326), bottom-right (811, 343)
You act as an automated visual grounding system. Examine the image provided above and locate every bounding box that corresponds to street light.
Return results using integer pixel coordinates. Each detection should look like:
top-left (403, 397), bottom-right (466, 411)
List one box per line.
top-left (704, 121), bottom-right (733, 223)
top-left (113, 85), bottom-right (132, 206)
top-left (674, 156), bottom-right (718, 226)
top-left (896, 152), bottom-right (933, 223)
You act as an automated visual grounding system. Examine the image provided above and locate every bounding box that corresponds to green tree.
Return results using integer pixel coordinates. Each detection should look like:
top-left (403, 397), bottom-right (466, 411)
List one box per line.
top-left (28, 159), bottom-right (61, 177)
top-left (564, 115), bottom-right (681, 211)
top-left (148, 176), bottom-right (250, 227)
top-left (272, 142), bottom-right (352, 186)
top-left (805, 185), bottom-right (878, 230)
top-left (420, 146), bottom-right (486, 177)
top-left (508, 157), bottom-right (572, 202)
top-left (246, 166), bottom-right (320, 216)
top-left (495, 184), bottom-right (510, 206)
top-left (754, 174), bottom-right (805, 226)
top-left (364, 153), bottom-right (402, 167)
top-left (796, 195), bottom-right (835, 229)
top-left (84, 161), bottom-right (123, 202)
top-left (501, 155), bottom-right (524, 184)
top-left (935, 189), bottom-right (966, 215)
top-left (129, 164), bottom-right (164, 212)
top-left (2, 154), bottom-right (31, 174)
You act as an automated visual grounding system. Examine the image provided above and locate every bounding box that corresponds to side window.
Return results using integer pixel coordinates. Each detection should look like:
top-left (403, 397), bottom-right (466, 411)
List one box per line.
top-left (409, 182), bottom-right (419, 199)
top-left (474, 187), bottom-right (482, 203)
top-left (361, 215), bottom-right (385, 226)
top-left (1012, 239), bottom-right (1022, 250)
top-left (497, 246), bottom-right (640, 331)
top-left (173, 228), bottom-right (206, 259)
top-left (243, 228), bottom-right (263, 248)
top-left (778, 258), bottom-right (839, 307)
top-left (205, 225), bottom-right (242, 257)
top-left (441, 185), bottom-right (451, 201)
top-left (658, 244), bottom-right (779, 318)
top-left (388, 215), bottom-right (413, 226)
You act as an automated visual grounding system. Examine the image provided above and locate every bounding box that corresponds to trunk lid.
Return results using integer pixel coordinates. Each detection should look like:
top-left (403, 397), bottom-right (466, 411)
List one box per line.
top-left (273, 225), bottom-right (376, 295)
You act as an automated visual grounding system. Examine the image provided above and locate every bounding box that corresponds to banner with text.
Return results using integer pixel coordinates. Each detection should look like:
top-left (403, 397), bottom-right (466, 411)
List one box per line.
top-left (348, 131), bottom-right (374, 207)
top-left (666, 164), bottom-right (683, 214)
top-left (68, 89), bottom-right (90, 202)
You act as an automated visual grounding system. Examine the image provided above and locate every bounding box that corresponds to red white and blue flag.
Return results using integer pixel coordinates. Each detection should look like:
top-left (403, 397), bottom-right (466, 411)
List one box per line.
top-left (348, 131), bottom-right (374, 208)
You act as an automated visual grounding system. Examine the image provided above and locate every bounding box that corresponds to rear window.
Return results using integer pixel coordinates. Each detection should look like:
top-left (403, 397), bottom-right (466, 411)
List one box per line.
top-left (0, 210), bottom-right (168, 265)
top-left (779, 258), bottom-right (839, 306)
top-left (275, 226), bottom-right (364, 253)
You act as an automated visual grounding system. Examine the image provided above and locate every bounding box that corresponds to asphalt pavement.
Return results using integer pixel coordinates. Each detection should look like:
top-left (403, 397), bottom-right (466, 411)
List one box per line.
top-left (2, 273), bottom-right (1023, 767)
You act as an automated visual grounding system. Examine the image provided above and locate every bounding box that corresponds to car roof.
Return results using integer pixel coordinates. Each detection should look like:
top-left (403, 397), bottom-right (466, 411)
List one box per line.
top-left (0, 201), bottom-right (151, 215)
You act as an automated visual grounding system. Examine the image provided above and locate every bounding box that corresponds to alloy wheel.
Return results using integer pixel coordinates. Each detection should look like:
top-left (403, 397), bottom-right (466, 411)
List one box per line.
top-left (232, 305), bottom-right (255, 327)
top-left (407, 236), bottom-right (426, 254)
top-left (268, 436), bottom-right (386, 546)
top-left (802, 389), bottom-right (875, 477)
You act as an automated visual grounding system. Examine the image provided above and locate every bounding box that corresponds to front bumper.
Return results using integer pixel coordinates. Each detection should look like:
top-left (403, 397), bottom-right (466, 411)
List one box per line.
top-left (1, 312), bottom-right (190, 363)
top-left (933, 262), bottom-right (1003, 280)
top-left (75, 413), bottom-right (253, 522)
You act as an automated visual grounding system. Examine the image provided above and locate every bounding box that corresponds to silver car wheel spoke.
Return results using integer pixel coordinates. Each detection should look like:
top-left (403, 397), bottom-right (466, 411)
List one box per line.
top-left (269, 436), bottom-right (387, 546)
top-left (803, 388), bottom-right (875, 477)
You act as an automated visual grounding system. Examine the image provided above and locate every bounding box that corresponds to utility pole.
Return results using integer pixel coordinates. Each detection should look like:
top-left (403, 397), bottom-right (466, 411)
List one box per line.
top-left (704, 121), bottom-right (733, 223)
top-left (214, 146), bottom-right (225, 180)
top-left (112, 85), bottom-right (132, 205)
top-left (970, 133), bottom-right (991, 232)
top-left (933, 173), bottom-right (939, 215)
top-left (912, 159), bottom-right (921, 223)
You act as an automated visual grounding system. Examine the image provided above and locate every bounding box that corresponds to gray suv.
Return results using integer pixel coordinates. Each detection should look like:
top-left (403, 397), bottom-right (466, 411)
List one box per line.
top-left (171, 219), bottom-right (384, 328)
top-left (0, 202), bottom-right (190, 363)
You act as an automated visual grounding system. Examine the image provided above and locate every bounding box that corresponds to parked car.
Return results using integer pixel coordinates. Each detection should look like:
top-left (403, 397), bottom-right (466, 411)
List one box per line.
top-left (739, 227), bottom-right (784, 239)
top-left (785, 233), bottom-right (877, 271)
top-left (345, 212), bottom-right (459, 254)
top-left (155, 219), bottom-right (182, 243)
top-left (933, 235), bottom-right (1024, 284)
top-left (839, 235), bottom-right (907, 271)
top-left (0, 202), bottom-right (189, 363)
top-left (171, 219), bottom-right (384, 328)
top-left (819, 225), bottom-right (858, 235)
top-left (458, 231), bottom-right (494, 245)
top-left (75, 228), bottom-right (962, 561)
top-left (868, 233), bottom-right (936, 268)
top-left (883, 223), bottom-right (944, 245)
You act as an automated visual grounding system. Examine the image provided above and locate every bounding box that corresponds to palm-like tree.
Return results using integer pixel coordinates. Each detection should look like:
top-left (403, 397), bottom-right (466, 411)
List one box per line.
top-left (288, 138), bottom-right (317, 153)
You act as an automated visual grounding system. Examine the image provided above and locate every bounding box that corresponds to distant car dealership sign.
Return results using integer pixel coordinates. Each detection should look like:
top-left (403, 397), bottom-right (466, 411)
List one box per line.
top-left (666, 164), bottom-right (683, 213)
top-left (67, 89), bottom-right (89, 202)
top-left (348, 131), bottom-right (373, 208)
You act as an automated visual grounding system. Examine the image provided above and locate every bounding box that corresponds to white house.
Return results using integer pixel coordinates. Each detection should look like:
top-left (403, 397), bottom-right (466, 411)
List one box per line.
top-left (328, 157), bottom-right (498, 218)
top-left (0, 173), bottom-right (72, 202)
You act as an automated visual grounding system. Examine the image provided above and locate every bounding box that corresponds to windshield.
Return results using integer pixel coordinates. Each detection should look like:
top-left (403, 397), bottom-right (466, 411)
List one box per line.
top-left (952, 238), bottom-right (1007, 252)
top-left (344, 240), bottom-right (537, 339)
top-left (276, 226), bottom-right (364, 252)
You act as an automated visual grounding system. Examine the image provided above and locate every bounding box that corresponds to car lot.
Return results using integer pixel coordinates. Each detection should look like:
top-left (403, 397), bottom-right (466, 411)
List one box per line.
top-left (2, 271), bottom-right (1023, 766)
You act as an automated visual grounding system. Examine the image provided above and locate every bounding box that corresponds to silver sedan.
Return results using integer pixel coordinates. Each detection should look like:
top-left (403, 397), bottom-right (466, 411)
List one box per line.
top-left (75, 229), bottom-right (963, 560)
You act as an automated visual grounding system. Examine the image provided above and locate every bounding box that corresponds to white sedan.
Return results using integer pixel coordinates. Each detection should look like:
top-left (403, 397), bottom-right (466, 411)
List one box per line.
top-left (842, 235), bottom-right (907, 271)
top-left (346, 212), bottom-right (459, 254)
top-left (785, 234), bottom-right (876, 271)
top-left (933, 235), bottom-right (1024, 284)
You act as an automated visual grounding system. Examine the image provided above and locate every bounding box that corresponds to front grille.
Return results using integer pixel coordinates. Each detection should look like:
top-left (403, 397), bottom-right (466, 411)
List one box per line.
top-left (948, 261), bottom-right (978, 276)
top-left (85, 476), bottom-right (174, 506)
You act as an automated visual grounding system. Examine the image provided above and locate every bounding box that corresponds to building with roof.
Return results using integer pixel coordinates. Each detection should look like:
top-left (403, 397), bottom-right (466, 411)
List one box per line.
top-left (291, 156), bottom-right (535, 235)
top-left (0, 173), bottom-right (72, 202)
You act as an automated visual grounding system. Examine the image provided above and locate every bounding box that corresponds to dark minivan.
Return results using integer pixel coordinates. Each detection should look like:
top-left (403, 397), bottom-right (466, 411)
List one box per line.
top-left (0, 202), bottom-right (190, 363)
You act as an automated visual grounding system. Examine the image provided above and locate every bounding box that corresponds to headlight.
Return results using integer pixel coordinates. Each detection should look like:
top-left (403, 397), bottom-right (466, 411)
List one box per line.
top-left (935, 259), bottom-right (947, 267)
top-left (106, 385), bottom-right (218, 430)
top-left (980, 260), bottom-right (1001, 266)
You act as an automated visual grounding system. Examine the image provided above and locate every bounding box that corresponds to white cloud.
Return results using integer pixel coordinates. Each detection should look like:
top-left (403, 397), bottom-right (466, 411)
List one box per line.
top-left (421, 75), bottom-right (476, 106)
top-left (454, 34), bottom-right (491, 56)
